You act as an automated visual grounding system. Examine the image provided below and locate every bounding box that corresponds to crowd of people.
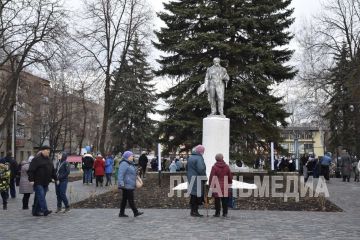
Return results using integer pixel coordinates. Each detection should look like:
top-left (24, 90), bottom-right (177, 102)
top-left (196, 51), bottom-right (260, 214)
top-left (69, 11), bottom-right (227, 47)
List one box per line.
top-left (4, 144), bottom-right (358, 218)
top-left (298, 149), bottom-right (360, 182)
top-left (0, 146), bottom-right (71, 215)
top-left (0, 144), bottom-right (234, 218)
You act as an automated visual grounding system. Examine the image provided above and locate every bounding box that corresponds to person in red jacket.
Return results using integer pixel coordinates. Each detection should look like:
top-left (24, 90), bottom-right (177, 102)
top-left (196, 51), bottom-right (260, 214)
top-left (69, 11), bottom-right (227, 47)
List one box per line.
top-left (209, 153), bottom-right (232, 217)
top-left (93, 154), bottom-right (105, 187)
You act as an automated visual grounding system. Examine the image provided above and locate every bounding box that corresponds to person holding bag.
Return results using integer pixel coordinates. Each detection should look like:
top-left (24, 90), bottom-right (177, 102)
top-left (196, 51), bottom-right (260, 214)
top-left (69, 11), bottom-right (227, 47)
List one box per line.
top-left (117, 151), bottom-right (143, 218)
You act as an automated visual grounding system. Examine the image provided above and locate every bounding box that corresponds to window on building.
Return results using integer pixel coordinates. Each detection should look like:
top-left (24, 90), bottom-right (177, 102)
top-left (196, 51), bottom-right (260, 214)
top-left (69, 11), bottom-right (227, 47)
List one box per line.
top-left (289, 143), bottom-right (294, 153)
top-left (304, 143), bottom-right (314, 153)
top-left (303, 132), bottom-right (313, 139)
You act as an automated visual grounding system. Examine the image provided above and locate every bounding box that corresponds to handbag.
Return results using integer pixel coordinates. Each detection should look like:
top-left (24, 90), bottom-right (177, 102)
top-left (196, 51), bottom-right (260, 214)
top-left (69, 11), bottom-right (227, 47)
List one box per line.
top-left (136, 175), bottom-right (143, 188)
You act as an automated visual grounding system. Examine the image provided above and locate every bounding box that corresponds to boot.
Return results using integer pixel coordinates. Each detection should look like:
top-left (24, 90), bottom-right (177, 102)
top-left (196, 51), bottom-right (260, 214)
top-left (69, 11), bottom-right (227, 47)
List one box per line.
top-left (55, 208), bottom-right (62, 213)
top-left (213, 212), bottom-right (220, 217)
top-left (3, 204), bottom-right (7, 210)
top-left (134, 211), bottom-right (144, 217)
top-left (191, 211), bottom-right (203, 217)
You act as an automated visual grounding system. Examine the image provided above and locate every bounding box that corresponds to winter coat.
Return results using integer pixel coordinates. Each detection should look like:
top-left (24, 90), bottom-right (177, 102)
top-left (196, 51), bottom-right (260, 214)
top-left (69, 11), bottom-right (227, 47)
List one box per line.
top-left (187, 151), bottom-right (206, 197)
top-left (341, 153), bottom-right (352, 177)
top-left (138, 154), bottom-right (148, 168)
top-left (209, 160), bottom-right (232, 198)
top-left (117, 159), bottom-right (137, 190)
top-left (105, 157), bottom-right (114, 174)
top-left (169, 162), bottom-right (177, 173)
top-left (55, 159), bottom-right (70, 182)
top-left (321, 155), bottom-right (332, 166)
top-left (93, 157), bottom-right (105, 176)
top-left (114, 156), bottom-right (121, 179)
top-left (0, 156), bottom-right (18, 179)
top-left (82, 154), bottom-right (94, 170)
top-left (19, 160), bottom-right (33, 194)
top-left (27, 153), bottom-right (56, 186)
top-left (0, 163), bottom-right (10, 192)
top-left (175, 160), bottom-right (182, 170)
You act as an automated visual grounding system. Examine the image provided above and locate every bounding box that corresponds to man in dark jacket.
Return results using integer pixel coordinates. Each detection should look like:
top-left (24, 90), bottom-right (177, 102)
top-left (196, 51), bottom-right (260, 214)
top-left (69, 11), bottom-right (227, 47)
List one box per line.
top-left (138, 152), bottom-right (148, 178)
top-left (0, 151), bottom-right (18, 198)
top-left (28, 145), bottom-right (56, 216)
top-left (187, 145), bottom-right (207, 217)
top-left (55, 152), bottom-right (70, 213)
top-left (82, 153), bottom-right (94, 184)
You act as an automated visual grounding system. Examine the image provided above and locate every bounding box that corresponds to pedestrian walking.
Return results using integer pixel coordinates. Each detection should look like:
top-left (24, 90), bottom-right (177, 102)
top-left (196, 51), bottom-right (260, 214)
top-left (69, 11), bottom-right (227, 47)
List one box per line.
top-left (118, 151), bottom-right (143, 217)
top-left (55, 152), bottom-right (71, 213)
top-left (27, 145), bottom-right (56, 216)
top-left (0, 151), bottom-right (18, 198)
top-left (0, 162), bottom-right (10, 210)
top-left (19, 156), bottom-right (34, 210)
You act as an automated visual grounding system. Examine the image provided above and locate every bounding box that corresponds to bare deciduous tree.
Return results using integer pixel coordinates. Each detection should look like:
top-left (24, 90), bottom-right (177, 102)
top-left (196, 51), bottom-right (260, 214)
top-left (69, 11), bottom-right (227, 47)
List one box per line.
top-left (0, 0), bottom-right (68, 133)
top-left (74, 0), bottom-right (152, 154)
top-left (295, 0), bottom-right (360, 124)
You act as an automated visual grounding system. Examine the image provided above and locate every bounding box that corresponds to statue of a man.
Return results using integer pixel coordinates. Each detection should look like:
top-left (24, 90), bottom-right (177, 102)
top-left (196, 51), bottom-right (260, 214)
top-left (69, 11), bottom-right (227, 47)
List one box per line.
top-left (200, 57), bottom-right (229, 116)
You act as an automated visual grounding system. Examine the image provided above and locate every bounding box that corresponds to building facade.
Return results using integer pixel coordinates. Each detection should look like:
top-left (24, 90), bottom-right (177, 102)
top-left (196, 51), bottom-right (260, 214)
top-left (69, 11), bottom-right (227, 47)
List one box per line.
top-left (279, 126), bottom-right (330, 158)
top-left (0, 69), bottom-right (103, 162)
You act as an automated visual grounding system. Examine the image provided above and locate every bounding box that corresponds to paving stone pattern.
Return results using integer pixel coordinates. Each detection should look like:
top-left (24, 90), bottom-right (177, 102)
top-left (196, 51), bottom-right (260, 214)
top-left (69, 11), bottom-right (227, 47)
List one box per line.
top-left (0, 178), bottom-right (359, 240)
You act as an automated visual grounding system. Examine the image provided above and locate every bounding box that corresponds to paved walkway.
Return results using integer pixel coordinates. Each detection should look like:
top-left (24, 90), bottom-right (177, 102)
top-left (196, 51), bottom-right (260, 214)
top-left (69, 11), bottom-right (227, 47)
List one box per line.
top-left (0, 178), bottom-right (359, 240)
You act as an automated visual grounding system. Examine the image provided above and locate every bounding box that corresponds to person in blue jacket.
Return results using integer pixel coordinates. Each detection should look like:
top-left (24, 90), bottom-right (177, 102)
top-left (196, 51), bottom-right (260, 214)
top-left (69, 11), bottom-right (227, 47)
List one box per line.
top-left (55, 152), bottom-right (71, 213)
top-left (187, 145), bottom-right (207, 217)
top-left (320, 152), bottom-right (332, 181)
top-left (105, 153), bottom-right (114, 186)
top-left (117, 151), bottom-right (143, 217)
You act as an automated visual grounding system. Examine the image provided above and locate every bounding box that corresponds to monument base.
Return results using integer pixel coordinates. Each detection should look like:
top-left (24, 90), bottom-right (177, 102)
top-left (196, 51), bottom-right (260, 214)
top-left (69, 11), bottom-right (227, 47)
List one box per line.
top-left (202, 116), bottom-right (230, 178)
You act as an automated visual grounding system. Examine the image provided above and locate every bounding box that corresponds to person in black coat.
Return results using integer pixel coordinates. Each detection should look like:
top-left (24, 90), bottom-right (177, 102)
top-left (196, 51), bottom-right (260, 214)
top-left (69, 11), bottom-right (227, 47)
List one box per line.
top-left (27, 146), bottom-right (56, 216)
top-left (138, 152), bottom-right (148, 178)
top-left (82, 153), bottom-right (94, 184)
top-left (0, 151), bottom-right (18, 198)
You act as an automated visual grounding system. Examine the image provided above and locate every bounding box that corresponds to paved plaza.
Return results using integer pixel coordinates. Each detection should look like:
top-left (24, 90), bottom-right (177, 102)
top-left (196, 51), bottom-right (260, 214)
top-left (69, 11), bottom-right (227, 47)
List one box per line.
top-left (0, 178), bottom-right (359, 240)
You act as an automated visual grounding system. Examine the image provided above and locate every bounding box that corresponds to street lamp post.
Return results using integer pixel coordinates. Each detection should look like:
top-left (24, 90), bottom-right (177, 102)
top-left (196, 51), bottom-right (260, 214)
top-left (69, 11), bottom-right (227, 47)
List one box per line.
top-left (11, 74), bottom-right (20, 161)
top-left (96, 124), bottom-right (100, 153)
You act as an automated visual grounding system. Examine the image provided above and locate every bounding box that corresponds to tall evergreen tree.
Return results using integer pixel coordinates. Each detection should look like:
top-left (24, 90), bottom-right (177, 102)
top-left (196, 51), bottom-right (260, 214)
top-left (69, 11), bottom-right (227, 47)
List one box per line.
top-left (154, 0), bottom-right (295, 163)
top-left (110, 36), bottom-right (156, 152)
top-left (326, 44), bottom-right (360, 154)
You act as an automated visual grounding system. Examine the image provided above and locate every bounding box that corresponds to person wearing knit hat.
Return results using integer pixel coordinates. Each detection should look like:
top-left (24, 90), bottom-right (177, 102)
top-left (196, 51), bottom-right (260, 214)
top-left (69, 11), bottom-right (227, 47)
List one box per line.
top-left (122, 151), bottom-right (133, 160)
top-left (187, 145), bottom-right (207, 217)
top-left (117, 150), bottom-right (143, 217)
top-left (209, 153), bottom-right (232, 217)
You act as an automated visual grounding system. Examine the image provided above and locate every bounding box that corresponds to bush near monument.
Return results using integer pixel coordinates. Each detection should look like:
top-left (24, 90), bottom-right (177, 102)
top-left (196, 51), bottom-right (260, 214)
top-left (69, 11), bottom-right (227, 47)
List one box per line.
top-left (72, 172), bottom-right (342, 212)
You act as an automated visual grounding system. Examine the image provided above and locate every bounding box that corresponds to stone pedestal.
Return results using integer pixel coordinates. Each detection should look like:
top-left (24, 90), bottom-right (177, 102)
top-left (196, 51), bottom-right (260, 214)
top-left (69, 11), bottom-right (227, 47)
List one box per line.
top-left (202, 116), bottom-right (230, 178)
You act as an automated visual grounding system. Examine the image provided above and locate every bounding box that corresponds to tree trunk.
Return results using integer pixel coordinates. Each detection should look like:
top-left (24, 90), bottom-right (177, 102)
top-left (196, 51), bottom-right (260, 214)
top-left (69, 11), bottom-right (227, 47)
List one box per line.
top-left (99, 74), bottom-right (111, 155)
